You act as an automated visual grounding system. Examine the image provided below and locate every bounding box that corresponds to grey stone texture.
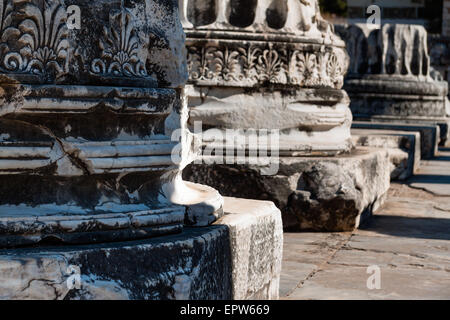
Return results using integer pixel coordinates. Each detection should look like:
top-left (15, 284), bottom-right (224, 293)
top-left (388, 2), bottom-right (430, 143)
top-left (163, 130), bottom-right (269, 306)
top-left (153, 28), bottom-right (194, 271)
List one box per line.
top-left (408, 149), bottom-right (450, 197)
top-left (181, 0), bottom-right (393, 231)
top-left (352, 128), bottom-right (421, 180)
top-left (219, 197), bottom-right (283, 300)
top-left (0, 0), bottom-right (284, 301)
top-left (0, 0), bottom-right (225, 246)
top-left (352, 121), bottom-right (440, 159)
top-left (183, 0), bottom-right (352, 156)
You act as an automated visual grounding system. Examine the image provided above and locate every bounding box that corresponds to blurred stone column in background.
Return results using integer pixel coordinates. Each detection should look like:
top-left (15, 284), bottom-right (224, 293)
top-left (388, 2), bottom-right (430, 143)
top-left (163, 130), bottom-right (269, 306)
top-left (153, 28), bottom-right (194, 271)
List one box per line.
top-left (337, 23), bottom-right (450, 149)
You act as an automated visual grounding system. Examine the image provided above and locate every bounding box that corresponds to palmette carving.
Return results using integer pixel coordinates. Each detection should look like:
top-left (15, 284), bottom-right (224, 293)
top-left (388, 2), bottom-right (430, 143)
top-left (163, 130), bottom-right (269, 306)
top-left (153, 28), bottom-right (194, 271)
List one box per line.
top-left (0, 0), bottom-right (158, 84)
top-left (0, 0), bottom-right (69, 80)
top-left (257, 47), bottom-right (285, 83)
top-left (90, 8), bottom-right (150, 80)
top-left (188, 46), bottom-right (217, 80)
top-left (187, 42), bottom-right (347, 89)
top-left (0, 0), bottom-right (19, 64)
top-left (213, 47), bottom-right (240, 81)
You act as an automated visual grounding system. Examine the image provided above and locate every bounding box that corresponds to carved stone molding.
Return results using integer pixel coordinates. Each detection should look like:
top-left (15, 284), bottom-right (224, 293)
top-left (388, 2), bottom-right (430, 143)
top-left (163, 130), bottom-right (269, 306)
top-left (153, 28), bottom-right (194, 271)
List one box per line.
top-left (181, 0), bottom-right (340, 41)
top-left (187, 41), bottom-right (348, 89)
top-left (0, 0), bottom-right (186, 87)
top-left (183, 0), bottom-right (352, 156)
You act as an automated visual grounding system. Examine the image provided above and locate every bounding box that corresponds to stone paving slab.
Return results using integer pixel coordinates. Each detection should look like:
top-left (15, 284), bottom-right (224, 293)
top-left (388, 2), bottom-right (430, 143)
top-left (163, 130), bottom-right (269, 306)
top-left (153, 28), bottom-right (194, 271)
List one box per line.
top-left (285, 264), bottom-right (450, 300)
top-left (281, 149), bottom-right (450, 300)
top-left (409, 150), bottom-right (450, 196)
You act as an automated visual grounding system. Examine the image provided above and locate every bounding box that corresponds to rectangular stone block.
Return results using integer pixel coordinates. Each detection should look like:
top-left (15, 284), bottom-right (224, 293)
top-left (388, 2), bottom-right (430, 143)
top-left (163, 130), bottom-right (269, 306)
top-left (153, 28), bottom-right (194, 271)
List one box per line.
top-left (217, 198), bottom-right (283, 300)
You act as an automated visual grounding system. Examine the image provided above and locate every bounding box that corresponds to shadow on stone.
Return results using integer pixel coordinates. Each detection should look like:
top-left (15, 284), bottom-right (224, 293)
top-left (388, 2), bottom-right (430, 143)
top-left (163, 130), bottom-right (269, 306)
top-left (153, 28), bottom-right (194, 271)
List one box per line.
top-left (408, 174), bottom-right (450, 184)
top-left (361, 215), bottom-right (450, 241)
top-left (434, 156), bottom-right (450, 161)
top-left (0, 226), bottom-right (234, 300)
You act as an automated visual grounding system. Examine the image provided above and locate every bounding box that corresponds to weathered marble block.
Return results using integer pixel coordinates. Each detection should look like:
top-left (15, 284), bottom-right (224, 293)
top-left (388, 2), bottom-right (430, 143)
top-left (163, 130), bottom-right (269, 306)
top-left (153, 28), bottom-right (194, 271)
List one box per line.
top-left (0, 197), bottom-right (283, 300)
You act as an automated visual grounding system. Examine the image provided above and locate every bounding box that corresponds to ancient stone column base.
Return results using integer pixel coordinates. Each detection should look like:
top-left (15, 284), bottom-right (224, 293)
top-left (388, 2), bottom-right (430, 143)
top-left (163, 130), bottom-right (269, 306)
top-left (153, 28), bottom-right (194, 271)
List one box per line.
top-left (0, 198), bottom-right (282, 300)
top-left (184, 147), bottom-right (391, 232)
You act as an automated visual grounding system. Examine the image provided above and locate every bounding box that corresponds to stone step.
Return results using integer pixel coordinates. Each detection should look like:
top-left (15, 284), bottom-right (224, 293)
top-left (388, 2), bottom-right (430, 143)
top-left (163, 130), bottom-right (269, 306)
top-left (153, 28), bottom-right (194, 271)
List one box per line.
top-left (367, 116), bottom-right (450, 148)
top-left (351, 128), bottom-right (421, 180)
top-left (185, 147), bottom-right (392, 232)
top-left (408, 149), bottom-right (450, 196)
top-left (352, 121), bottom-right (440, 159)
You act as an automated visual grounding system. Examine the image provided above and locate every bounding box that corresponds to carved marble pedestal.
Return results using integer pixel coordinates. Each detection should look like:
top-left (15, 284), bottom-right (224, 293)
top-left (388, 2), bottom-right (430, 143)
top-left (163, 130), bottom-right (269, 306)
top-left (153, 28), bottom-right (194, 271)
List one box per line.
top-left (182, 0), bottom-right (391, 231)
top-left (0, 0), bottom-right (224, 246)
top-left (336, 24), bottom-right (450, 147)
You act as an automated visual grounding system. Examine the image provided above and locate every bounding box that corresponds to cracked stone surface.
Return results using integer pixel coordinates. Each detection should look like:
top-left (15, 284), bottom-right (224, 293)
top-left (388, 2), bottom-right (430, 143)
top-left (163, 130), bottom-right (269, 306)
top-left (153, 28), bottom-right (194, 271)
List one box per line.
top-left (281, 150), bottom-right (450, 299)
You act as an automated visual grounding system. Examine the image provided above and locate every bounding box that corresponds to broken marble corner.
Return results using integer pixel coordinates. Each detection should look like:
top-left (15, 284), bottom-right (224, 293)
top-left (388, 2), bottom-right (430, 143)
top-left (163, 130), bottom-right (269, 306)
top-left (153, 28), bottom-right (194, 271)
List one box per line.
top-left (0, 197), bottom-right (283, 300)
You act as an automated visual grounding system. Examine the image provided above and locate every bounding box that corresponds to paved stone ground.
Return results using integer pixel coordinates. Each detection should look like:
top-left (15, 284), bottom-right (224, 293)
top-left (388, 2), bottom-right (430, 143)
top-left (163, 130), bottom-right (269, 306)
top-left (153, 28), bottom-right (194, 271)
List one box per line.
top-left (280, 149), bottom-right (450, 300)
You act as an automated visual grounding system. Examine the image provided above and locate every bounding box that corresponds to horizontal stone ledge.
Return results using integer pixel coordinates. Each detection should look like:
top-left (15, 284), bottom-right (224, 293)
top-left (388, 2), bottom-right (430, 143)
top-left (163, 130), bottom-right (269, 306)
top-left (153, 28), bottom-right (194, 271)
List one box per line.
top-left (0, 206), bottom-right (186, 248)
top-left (0, 85), bottom-right (176, 115)
top-left (352, 121), bottom-right (440, 159)
top-left (0, 140), bottom-right (178, 174)
top-left (186, 41), bottom-right (348, 90)
top-left (185, 30), bottom-right (346, 47)
top-left (344, 79), bottom-right (448, 96)
top-left (184, 147), bottom-right (392, 232)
